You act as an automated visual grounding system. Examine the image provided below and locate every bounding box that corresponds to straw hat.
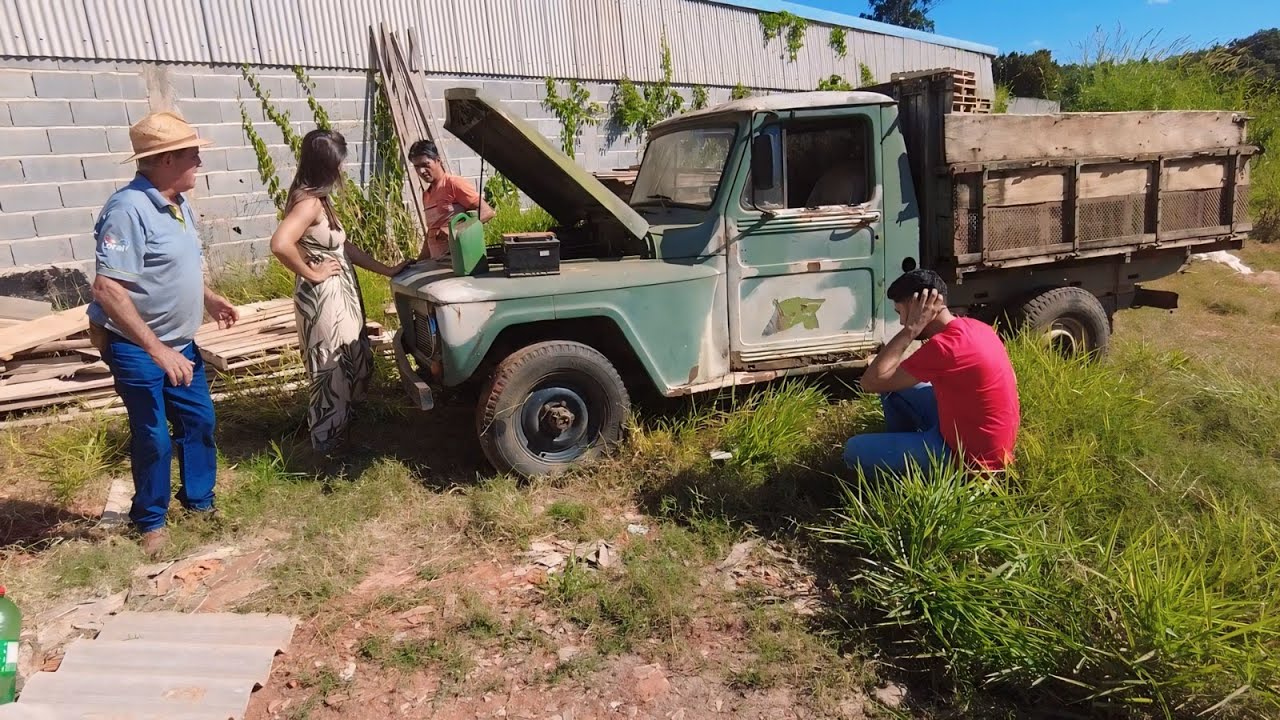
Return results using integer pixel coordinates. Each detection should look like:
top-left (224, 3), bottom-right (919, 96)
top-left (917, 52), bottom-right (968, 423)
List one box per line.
top-left (123, 111), bottom-right (213, 163)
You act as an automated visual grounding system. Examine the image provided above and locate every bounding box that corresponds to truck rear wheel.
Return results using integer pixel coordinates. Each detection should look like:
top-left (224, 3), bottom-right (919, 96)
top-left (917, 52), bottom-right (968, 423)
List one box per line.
top-left (1015, 287), bottom-right (1110, 357)
top-left (477, 341), bottom-right (631, 477)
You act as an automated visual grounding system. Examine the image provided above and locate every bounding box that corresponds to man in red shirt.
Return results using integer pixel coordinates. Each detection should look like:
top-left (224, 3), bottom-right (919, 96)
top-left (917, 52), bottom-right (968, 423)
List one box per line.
top-left (845, 269), bottom-right (1020, 476)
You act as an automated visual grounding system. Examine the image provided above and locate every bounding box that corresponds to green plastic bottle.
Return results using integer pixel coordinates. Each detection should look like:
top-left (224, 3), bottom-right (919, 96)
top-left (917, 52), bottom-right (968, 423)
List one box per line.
top-left (0, 585), bottom-right (19, 704)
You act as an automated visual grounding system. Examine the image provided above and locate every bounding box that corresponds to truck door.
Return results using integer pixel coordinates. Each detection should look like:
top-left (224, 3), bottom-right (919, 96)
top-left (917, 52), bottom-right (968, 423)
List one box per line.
top-left (725, 107), bottom-right (885, 369)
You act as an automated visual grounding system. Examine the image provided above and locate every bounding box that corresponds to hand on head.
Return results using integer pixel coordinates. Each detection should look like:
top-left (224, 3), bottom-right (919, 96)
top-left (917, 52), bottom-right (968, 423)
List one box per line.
top-left (903, 289), bottom-right (946, 338)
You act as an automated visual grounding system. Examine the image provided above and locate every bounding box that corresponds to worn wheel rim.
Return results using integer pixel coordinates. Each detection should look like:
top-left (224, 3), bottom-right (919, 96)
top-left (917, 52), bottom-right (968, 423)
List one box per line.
top-left (514, 377), bottom-right (603, 464)
top-left (1045, 316), bottom-right (1088, 356)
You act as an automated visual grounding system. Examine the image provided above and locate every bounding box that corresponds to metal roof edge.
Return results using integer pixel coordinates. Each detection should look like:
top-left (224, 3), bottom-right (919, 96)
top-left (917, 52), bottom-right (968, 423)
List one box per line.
top-left (702, 0), bottom-right (999, 57)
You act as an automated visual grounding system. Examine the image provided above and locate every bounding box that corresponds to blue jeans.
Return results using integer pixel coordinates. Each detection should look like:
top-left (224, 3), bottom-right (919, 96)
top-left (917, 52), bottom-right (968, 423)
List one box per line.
top-left (844, 384), bottom-right (952, 477)
top-left (102, 331), bottom-right (217, 532)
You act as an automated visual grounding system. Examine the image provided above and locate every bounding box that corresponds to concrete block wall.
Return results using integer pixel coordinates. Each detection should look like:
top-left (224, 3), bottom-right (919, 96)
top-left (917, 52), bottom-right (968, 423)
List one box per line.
top-left (0, 57), bottom-right (718, 279)
top-left (0, 60), bottom-right (373, 275)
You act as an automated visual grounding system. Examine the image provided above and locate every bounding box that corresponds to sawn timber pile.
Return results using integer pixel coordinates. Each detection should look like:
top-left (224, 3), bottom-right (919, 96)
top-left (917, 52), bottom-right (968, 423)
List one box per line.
top-left (0, 299), bottom-right (390, 427)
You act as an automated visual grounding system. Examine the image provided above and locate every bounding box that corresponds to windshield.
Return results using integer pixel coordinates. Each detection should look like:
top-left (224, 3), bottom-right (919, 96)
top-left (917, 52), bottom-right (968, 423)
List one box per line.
top-left (631, 126), bottom-right (736, 210)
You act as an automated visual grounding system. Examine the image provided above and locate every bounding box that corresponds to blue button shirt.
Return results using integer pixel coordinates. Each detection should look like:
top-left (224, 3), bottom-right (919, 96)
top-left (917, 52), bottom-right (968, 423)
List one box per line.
top-left (87, 174), bottom-right (205, 348)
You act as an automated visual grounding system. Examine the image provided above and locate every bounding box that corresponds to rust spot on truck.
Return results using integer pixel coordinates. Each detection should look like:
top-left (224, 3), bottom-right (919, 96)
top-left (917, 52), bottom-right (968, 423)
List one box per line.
top-left (688, 364), bottom-right (700, 383)
top-left (807, 261), bottom-right (821, 272)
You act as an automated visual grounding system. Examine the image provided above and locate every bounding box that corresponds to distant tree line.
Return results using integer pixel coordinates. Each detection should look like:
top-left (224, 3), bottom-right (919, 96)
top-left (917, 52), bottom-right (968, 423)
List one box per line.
top-left (994, 28), bottom-right (1280, 101)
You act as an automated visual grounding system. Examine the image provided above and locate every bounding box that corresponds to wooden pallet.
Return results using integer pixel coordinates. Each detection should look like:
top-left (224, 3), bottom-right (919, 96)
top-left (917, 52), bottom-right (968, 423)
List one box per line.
top-left (893, 67), bottom-right (991, 114)
top-left (953, 98), bottom-right (993, 114)
top-left (0, 298), bottom-right (398, 424)
top-left (196, 300), bottom-right (299, 372)
top-left (196, 300), bottom-right (390, 371)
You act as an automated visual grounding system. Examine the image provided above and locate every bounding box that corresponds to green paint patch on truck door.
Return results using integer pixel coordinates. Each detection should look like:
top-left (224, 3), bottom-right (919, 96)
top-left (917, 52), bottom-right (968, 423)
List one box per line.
top-left (770, 297), bottom-right (826, 333)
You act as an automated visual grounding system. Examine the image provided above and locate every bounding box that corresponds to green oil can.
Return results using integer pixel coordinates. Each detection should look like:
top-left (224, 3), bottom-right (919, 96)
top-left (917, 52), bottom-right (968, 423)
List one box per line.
top-left (448, 211), bottom-right (488, 277)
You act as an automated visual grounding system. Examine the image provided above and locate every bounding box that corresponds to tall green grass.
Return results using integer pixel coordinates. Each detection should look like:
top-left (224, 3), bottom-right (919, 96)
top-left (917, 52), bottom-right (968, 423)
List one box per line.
top-left (211, 259), bottom-right (295, 304)
top-left (23, 423), bottom-right (128, 503)
top-left (816, 339), bottom-right (1280, 716)
top-left (483, 204), bottom-right (556, 247)
top-left (211, 262), bottom-right (396, 326)
top-left (992, 84), bottom-right (1011, 113)
top-left (480, 171), bottom-right (556, 246)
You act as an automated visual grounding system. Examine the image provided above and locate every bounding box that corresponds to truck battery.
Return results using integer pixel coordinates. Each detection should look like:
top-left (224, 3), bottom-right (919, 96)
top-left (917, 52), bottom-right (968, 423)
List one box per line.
top-left (502, 232), bottom-right (560, 277)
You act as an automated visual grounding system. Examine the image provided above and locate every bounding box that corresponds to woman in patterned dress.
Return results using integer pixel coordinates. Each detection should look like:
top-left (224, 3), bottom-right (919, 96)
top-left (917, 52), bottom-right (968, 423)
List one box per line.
top-left (269, 129), bottom-right (407, 453)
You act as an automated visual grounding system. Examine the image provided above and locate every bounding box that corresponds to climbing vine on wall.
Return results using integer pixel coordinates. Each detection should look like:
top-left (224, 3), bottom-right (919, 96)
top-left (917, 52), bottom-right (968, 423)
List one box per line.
top-left (829, 28), bottom-right (848, 57)
top-left (611, 36), bottom-right (686, 140)
top-left (238, 67), bottom-right (416, 260)
top-left (759, 11), bottom-right (808, 62)
top-left (240, 66), bottom-right (292, 210)
top-left (241, 67), bottom-right (302, 158)
top-left (239, 102), bottom-right (286, 210)
top-left (483, 173), bottom-right (519, 208)
top-left (817, 75), bottom-right (854, 91)
top-left (691, 85), bottom-right (709, 110)
top-left (859, 63), bottom-right (877, 87)
top-left (541, 78), bottom-right (602, 159)
top-left (730, 83), bottom-right (751, 100)
top-left (293, 65), bottom-right (332, 131)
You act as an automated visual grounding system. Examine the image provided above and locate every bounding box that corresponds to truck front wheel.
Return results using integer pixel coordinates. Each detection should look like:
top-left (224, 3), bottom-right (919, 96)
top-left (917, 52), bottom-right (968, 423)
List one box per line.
top-left (1014, 287), bottom-right (1111, 357)
top-left (476, 341), bottom-right (631, 477)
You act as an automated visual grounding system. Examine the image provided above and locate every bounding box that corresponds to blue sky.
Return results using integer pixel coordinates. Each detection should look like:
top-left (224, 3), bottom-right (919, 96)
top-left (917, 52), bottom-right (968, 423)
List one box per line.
top-left (799, 0), bottom-right (1275, 59)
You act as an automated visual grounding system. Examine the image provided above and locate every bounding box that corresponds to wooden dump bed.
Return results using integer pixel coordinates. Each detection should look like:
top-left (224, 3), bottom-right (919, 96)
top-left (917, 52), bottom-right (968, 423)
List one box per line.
top-left (878, 73), bottom-right (1257, 275)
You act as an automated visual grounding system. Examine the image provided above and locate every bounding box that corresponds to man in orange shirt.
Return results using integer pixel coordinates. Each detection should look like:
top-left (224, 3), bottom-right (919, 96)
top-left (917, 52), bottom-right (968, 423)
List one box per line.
top-left (409, 139), bottom-right (495, 261)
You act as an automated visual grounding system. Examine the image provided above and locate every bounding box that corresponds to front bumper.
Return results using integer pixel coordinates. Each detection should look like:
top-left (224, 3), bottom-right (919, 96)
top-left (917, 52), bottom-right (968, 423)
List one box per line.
top-left (393, 328), bottom-right (434, 411)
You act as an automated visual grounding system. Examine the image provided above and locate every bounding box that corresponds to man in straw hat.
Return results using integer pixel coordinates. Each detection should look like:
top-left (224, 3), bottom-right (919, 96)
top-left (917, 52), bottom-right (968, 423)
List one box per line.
top-left (87, 111), bottom-right (239, 557)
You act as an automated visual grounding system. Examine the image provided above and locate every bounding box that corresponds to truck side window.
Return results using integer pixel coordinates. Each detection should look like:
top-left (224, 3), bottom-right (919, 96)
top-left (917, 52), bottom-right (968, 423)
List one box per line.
top-left (741, 118), bottom-right (872, 213)
top-left (790, 120), bottom-right (870, 208)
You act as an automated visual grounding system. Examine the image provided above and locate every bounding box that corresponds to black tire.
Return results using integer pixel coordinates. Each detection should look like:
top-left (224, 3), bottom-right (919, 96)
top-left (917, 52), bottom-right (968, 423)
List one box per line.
top-left (476, 341), bottom-right (630, 478)
top-left (1015, 287), bottom-right (1111, 357)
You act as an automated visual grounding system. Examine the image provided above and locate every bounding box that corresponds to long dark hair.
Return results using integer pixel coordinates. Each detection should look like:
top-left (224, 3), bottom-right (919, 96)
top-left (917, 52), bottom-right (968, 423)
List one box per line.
top-left (287, 129), bottom-right (348, 228)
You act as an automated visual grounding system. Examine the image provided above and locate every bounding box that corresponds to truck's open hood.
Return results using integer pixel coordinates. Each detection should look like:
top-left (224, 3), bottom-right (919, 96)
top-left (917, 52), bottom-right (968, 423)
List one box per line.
top-left (444, 88), bottom-right (649, 242)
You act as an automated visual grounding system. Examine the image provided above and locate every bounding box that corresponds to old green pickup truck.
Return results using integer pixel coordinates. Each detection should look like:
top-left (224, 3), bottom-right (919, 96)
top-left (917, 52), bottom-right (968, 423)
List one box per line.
top-left (392, 72), bottom-right (1255, 477)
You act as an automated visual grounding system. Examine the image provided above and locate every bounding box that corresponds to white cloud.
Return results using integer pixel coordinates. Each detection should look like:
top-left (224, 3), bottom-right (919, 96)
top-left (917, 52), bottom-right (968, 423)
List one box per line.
top-left (1147, 0), bottom-right (1171, 5)
top-left (1028, 39), bottom-right (1045, 48)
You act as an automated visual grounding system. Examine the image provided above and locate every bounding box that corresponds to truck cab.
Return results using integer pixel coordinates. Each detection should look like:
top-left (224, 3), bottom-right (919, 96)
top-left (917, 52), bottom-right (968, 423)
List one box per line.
top-left (392, 82), bottom-right (1254, 477)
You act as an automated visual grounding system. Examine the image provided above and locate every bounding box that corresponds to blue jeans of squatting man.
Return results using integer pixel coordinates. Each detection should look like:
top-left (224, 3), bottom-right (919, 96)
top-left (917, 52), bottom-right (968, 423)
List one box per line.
top-left (101, 331), bottom-right (217, 532)
top-left (843, 383), bottom-right (953, 477)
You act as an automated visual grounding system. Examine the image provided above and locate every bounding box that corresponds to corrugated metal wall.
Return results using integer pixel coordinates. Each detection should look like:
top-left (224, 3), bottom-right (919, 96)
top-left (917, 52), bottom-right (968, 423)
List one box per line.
top-left (2, 0), bottom-right (994, 94)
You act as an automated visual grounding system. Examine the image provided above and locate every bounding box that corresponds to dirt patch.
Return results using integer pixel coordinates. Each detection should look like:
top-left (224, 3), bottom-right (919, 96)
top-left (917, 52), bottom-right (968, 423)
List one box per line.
top-left (0, 494), bottom-right (96, 549)
top-left (130, 545), bottom-right (276, 613)
top-left (1247, 269), bottom-right (1280, 290)
top-left (245, 532), bottom-right (862, 720)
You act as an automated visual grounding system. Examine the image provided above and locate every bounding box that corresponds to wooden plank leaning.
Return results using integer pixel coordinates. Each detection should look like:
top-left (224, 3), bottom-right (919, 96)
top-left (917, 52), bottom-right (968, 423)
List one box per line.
top-left (0, 305), bottom-right (90, 362)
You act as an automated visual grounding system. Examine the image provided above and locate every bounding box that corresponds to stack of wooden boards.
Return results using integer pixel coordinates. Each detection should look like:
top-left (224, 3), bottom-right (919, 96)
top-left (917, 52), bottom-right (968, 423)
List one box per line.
top-left (0, 297), bottom-right (392, 426)
top-left (195, 300), bottom-right (301, 373)
top-left (892, 67), bottom-right (991, 113)
top-left (0, 301), bottom-right (108, 418)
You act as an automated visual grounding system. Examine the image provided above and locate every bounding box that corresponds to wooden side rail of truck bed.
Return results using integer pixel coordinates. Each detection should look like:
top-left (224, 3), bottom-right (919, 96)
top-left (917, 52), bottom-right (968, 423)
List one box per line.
top-left (873, 71), bottom-right (1258, 276)
top-left (946, 143), bottom-right (1256, 272)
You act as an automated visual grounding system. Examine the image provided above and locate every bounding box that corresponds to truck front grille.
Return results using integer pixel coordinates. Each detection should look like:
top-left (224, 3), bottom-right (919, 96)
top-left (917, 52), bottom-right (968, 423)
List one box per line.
top-left (411, 309), bottom-right (437, 358)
